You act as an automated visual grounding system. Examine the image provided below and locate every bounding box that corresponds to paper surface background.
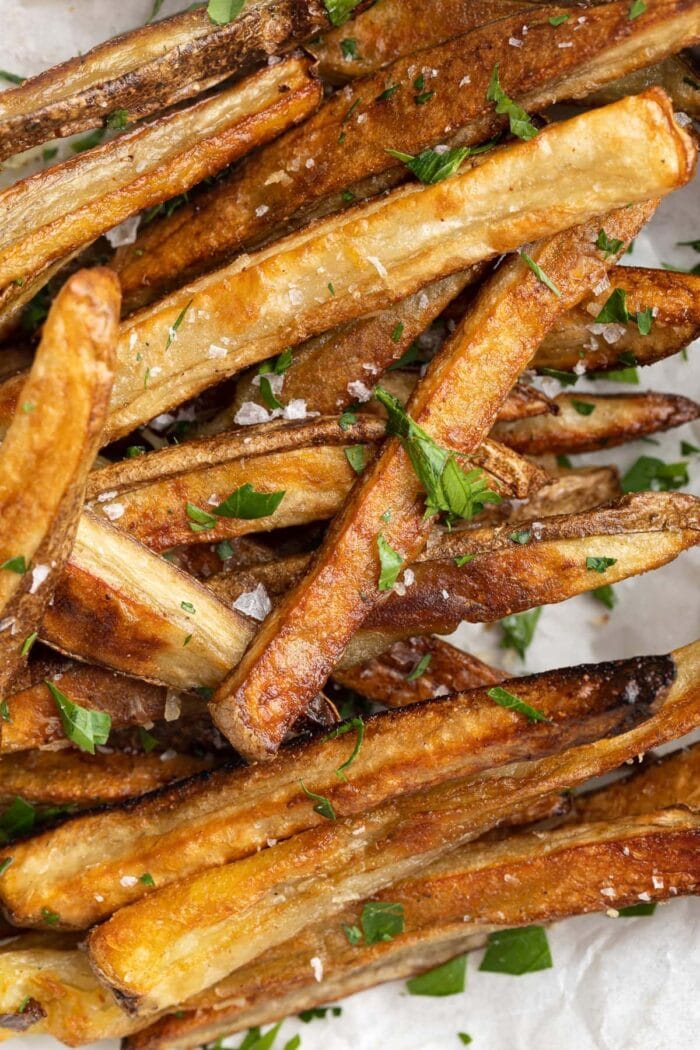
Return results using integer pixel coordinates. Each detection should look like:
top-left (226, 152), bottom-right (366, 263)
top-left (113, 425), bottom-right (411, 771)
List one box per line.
top-left (0, 3), bottom-right (698, 1048)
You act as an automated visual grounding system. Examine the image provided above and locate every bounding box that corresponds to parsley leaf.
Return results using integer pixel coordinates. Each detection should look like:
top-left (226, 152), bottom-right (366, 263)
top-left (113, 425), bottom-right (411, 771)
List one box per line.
top-left (628, 0), bottom-right (646, 18)
top-left (593, 366), bottom-right (639, 384)
top-left (595, 229), bottom-right (624, 257)
top-left (259, 375), bottom-right (283, 410)
top-left (0, 700), bottom-right (10, 723)
top-left (407, 955), bottom-right (467, 996)
top-left (458, 1036), bottom-right (473, 1046)
top-left (207, 0), bottom-right (246, 24)
top-left (595, 288), bottom-right (629, 324)
top-left (299, 780), bottom-right (336, 820)
top-left (299, 1007), bottom-right (342, 1022)
top-left (44, 681), bottom-right (111, 754)
top-left (0, 70), bottom-right (25, 85)
top-left (592, 584), bottom-right (616, 610)
top-left (520, 252), bottom-right (561, 297)
top-left (323, 717), bottom-right (365, 780)
top-left (138, 726), bottom-right (159, 753)
top-left (0, 857), bottom-right (13, 877)
top-left (71, 128), bottom-right (105, 153)
top-left (0, 797), bottom-right (36, 842)
top-left (165, 299), bottom-right (193, 350)
top-left (339, 407), bottom-right (359, 431)
top-left (139, 873), bottom-right (155, 886)
top-left (677, 239), bottom-right (700, 252)
top-left (509, 529), bottom-right (531, 545)
top-left (106, 109), bottom-right (129, 130)
top-left (586, 556), bottom-right (617, 573)
top-left (258, 348), bottom-right (293, 375)
top-left (186, 503), bottom-right (217, 532)
top-left (486, 686), bottom-right (550, 724)
top-left (147, 0), bottom-right (166, 22)
top-left (0, 556), bottom-right (27, 574)
top-left (479, 926), bottom-right (552, 975)
top-left (621, 456), bottom-right (689, 493)
top-left (571, 399), bottom-right (595, 416)
top-left (538, 367), bottom-right (578, 387)
top-left (619, 902), bottom-right (656, 916)
top-left (486, 64), bottom-right (537, 140)
top-left (548, 13), bottom-right (571, 25)
top-left (345, 445), bottom-right (367, 474)
top-left (391, 322), bottom-right (405, 343)
top-left (340, 37), bottom-right (359, 60)
top-left (386, 146), bottom-right (469, 184)
top-left (499, 607), bottom-right (541, 660)
top-left (323, 0), bottom-right (364, 27)
top-left (20, 631), bottom-right (38, 657)
top-left (407, 652), bottom-right (432, 681)
top-left (636, 307), bottom-right (653, 336)
top-left (377, 533), bottom-right (404, 591)
top-left (360, 901), bottom-right (404, 944)
top-left (681, 441), bottom-right (700, 456)
top-left (41, 906), bottom-right (61, 926)
top-left (214, 483), bottom-right (285, 519)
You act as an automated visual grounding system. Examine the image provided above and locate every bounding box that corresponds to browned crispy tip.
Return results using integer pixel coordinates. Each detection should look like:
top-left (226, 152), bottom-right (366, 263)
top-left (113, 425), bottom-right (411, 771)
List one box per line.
top-left (0, 269), bottom-right (118, 703)
top-left (206, 200), bottom-right (662, 761)
top-left (0, 1), bottom-right (338, 161)
top-left (85, 639), bottom-right (700, 1014)
top-left (0, 648), bottom-right (673, 931)
top-left (492, 391), bottom-right (700, 455)
top-left (534, 267), bottom-right (700, 374)
top-left (116, 0), bottom-right (700, 310)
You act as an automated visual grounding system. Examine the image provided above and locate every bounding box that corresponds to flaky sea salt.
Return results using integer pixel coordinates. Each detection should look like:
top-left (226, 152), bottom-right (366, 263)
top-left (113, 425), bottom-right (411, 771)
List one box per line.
top-left (234, 401), bottom-right (272, 426)
top-left (29, 564), bottom-right (50, 593)
top-left (233, 583), bottom-right (272, 621)
top-left (347, 380), bottom-right (372, 402)
top-left (102, 503), bottom-right (125, 522)
top-left (310, 957), bottom-right (324, 982)
top-left (105, 214), bottom-right (141, 248)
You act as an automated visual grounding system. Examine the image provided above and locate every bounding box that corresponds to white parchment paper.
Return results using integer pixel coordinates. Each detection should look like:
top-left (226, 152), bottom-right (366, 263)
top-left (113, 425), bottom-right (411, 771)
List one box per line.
top-left (0, 3), bottom-right (698, 1048)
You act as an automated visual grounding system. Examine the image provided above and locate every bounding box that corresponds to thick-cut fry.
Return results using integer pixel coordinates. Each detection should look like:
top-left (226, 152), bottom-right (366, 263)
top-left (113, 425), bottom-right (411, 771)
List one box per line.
top-left (333, 636), bottom-right (505, 708)
top-left (85, 419), bottom-right (543, 551)
top-left (85, 639), bottom-right (700, 1014)
top-left (1, 648), bottom-right (672, 930)
top-left (584, 53), bottom-right (700, 118)
top-left (0, 748), bottom-right (217, 806)
top-left (475, 466), bottom-right (622, 525)
top-left (534, 267), bottom-right (700, 374)
top-left (574, 742), bottom-right (700, 820)
top-left (0, 59), bottom-right (321, 336)
top-left (208, 202), bottom-right (658, 759)
top-left (0, 1), bottom-right (340, 161)
top-left (492, 391), bottom-right (700, 455)
top-left (5, 743), bottom-right (699, 1046)
top-left (0, 270), bottom-right (118, 704)
top-left (116, 0), bottom-right (700, 309)
top-left (0, 92), bottom-right (693, 445)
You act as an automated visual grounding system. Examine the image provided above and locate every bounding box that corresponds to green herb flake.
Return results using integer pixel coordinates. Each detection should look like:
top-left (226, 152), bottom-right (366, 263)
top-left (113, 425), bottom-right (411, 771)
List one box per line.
top-left (377, 533), bottom-right (404, 591)
top-left (338, 408), bottom-right (359, 431)
top-left (458, 1036), bottom-right (473, 1046)
top-left (180, 601), bottom-right (196, 614)
top-left (586, 556), bottom-right (617, 573)
top-left (593, 366), bottom-right (639, 384)
top-left (407, 652), bottom-right (432, 681)
top-left (165, 299), bottom-right (193, 350)
top-left (207, 0), bottom-right (246, 25)
top-left (486, 64), bottom-right (538, 141)
top-left (548, 13), bottom-right (571, 25)
top-left (299, 780), bottom-right (336, 820)
top-left (0, 797), bottom-right (36, 842)
top-left (479, 925), bottom-right (552, 975)
top-left (323, 716), bottom-right (365, 780)
top-left (628, 0), bottom-right (647, 18)
top-left (344, 445), bottom-right (367, 474)
top-left (341, 189), bottom-right (356, 203)
top-left (538, 367), bottom-right (578, 387)
top-left (186, 502), bottom-right (217, 532)
top-left (340, 37), bottom-right (359, 60)
top-left (0, 856), bottom-right (13, 877)
top-left (41, 906), bottom-right (61, 926)
top-left (42, 147), bottom-right (58, 162)
top-left (499, 607), bottom-right (541, 660)
top-left (20, 631), bottom-right (38, 657)
top-left (636, 308), bottom-right (654, 336)
top-left (454, 553), bottom-right (476, 567)
top-left (595, 287), bottom-right (629, 324)
top-left (509, 529), bottom-right (531, 545)
top-left (0, 700), bottom-right (10, 723)
top-left (377, 83), bottom-right (400, 102)
top-left (487, 686), bottom-right (550, 724)
top-left (217, 539), bottom-right (235, 561)
top-left (139, 873), bottom-right (155, 886)
top-left (0, 69), bottom-right (25, 85)
top-left (592, 584), bottom-right (617, 610)
top-left (138, 726), bottom-right (159, 753)
top-left (0, 556), bottom-right (27, 574)
top-left (571, 399), bottom-right (596, 416)
top-left (386, 145), bottom-right (470, 184)
top-left (677, 238), bottom-right (700, 252)
top-left (283, 1038), bottom-right (301, 1050)
top-left (391, 322), bottom-right (405, 343)
top-left (521, 252), bottom-right (561, 297)
top-left (415, 90), bottom-right (435, 105)
top-left (147, 0), bottom-right (166, 22)
top-left (214, 483), bottom-right (285, 520)
top-left (343, 923), bottom-right (363, 945)
top-left (622, 456), bottom-right (689, 493)
top-left (595, 229), bottom-right (624, 257)
top-left (618, 902), bottom-right (657, 916)
top-left (106, 109), bottom-right (129, 130)
top-left (126, 445), bottom-right (146, 458)
top-left (71, 128), bottom-right (105, 153)
top-left (323, 0), bottom-right (364, 27)
top-left (44, 680), bottom-right (111, 755)
top-left (327, 281), bottom-right (336, 297)
top-left (298, 1006), bottom-right (342, 1022)
top-left (407, 954), bottom-right (467, 996)
top-left (361, 901), bottom-right (404, 944)
top-left (681, 441), bottom-right (700, 456)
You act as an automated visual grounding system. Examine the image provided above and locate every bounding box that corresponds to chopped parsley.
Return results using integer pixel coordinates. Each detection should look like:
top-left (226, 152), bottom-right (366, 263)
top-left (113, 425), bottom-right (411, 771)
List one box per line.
top-left (0, 555), bottom-right (27, 574)
top-left (0, 700), bottom-right (10, 722)
top-left (539, 367), bottom-right (578, 387)
top-left (386, 145), bottom-right (469, 184)
top-left (126, 445), bottom-right (146, 458)
top-left (407, 954), bottom-right (467, 996)
top-left (41, 906), bottom-right (61, 926)
top-left (0, 857), bottom-right (13, 877)
top-left (677, 238), bottom-right (700, 252)
top-left (345, 901), bottom-right (405, 946)
top-left (217, 539), bottom-right (235, 561)
top-left (20, 631), bottom-right (38, 657)
top-left (499, 607), bottom-right (541, 660)
top-left (165, 299), bottom-right (193, 350)
top-left (548, 13), bottom-right (571, 25)
top-left (377, 84), bottom-right (400, 102)
top-left (323, 716), bottom-right (365, 780)
top-left (186, 503), bottom-right (217, 532)
top-left (595, 229), bottom-right (624, 257)
top-left (479, 925), bottom-right (552, 975)
top-left (520, 252), bottom-right (561, 297)
top-left (180, 600), bottom-right (196, 614)
top-left (0, 797), bottom-right (36, 842)
top-left (486, 64), bottom-right (537, 140)
top-left (147, 0), bottom-right (165, 21)
top-left (628, 0), bottom-right (646, 18)
top-left (43, 147), bottom-right (58, 162)
top-left (619, 902), bottom-right (656, 916)
top-left (0, 70), bottom-right (25, 84)
top-left (375, 387), bottom-right (501, 522)
top-left (454, 553), bottom-right (476, 567)
top-left (259, 376), bottom-right (283, 410)
top-left (594, 288), bottom-right (653, 335)
top-left (299, 780), bottom-right (336, 821)
top-left (681, 441), bottom-right (700, 456)
top-left (407, 652), bottom-right (432, 681)
top-left (621, 456), bottom-right (688, 493)
top-left (345, 445), bottom-right (367, 474)
top-left (187, 484), bottom-right (285, 530)
top-left (106, 109), bottom-right (129, 130)
top-left (592, 584), bottom-right (616, 610)
top-left (391, 322), bottom-right (405, 343)
top-left (377, 533), bottom-right (404, 591)
top-left (71, 128), bottom-right (105, 153)
top-left (571, 399), bottom-right (596, 416)
top-left (593, 366), bottom-right (639, 384)
top-left (509, 529), bottom-right (531, 545)
top-left (458, 1036), bottom-right (473, 1046)
top-left (323, 0), bottom-right (364, 27)
top-left (299, 1006), bottom-right (342, 1022)
top-left (138, 726), bottom-right (159, 753)
top-left (139, 873), bottom-right (155, 886)
top-left (338, 407), bottom-right (359, 431)
top-left (586, 556), bottom-right (617, 573)
top-left (486, 686), bottom-right (550, 724)
top-left (44, 681), bottom-right (111, 754)
top-left (207, 0), bottom-right (246, 24)
top-left (340, 37), bottom-right (359, 60)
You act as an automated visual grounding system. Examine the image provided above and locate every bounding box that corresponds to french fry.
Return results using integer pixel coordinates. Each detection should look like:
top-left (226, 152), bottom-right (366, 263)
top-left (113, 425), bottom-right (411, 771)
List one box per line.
top-left (85, 639), bottom-right (700, 1014)
top-left (0, 270), bottom-right (118, 703)
top-left (475, 466), bottom-right (622, 524)
top-left (0, 748), bottom-right (218, 807)
top-left (492, 391), bottom-right (700, 455)
top-left (0, 647), bottom-right (673, 930)
top-left (84, 419), bottom-right (543, 551)
top-left (584, 53), bottom-right (700, 118)
top-left (573, 741), bottom-right (700, 820)
top-left (115, 0), bottom-right (700, 309)
top-left (0, 58), bottom-right (321, 337)
top-left (0, 1), bottom-right (340, 161)
top-left (5, 744), bottom-right (699, 1046)
top-left (207, 201), bottom-right (661, 759)
top-left (534, 267), bottom-right (700, 374)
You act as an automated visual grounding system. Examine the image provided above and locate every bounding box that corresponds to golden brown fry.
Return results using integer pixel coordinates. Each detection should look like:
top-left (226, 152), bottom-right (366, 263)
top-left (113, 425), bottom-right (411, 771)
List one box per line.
top-left (208, 202), bottom-right (658, 760)
top-left (585, 53), bottom-right (700, 118)
top-left (0, 270), bottom-right (118, 703)
top-left (116, 0), bottom-right (700, 309)
top-left (534, 267), bottom-right (700, 374)
top-left (0, 59), bottom-right (321, 336)
top-left (85, 639), bottom-right (700, 1014)
top-left (0, 1), bottom-right (337, 161)
top-left (492, 391), bottom-right (700, 455)
top-left (574, 740), bottom-right (700, 820)
top-left (1, 647), bottom-right (671, 930)
top-left (309, 0), bottom-right (540, 81)
top-left (333, 636), bottom-right (505, 708)
top-left (0, 748), bottom-right (217, 807)
top-left (476, 466), bottom-right (622, 525)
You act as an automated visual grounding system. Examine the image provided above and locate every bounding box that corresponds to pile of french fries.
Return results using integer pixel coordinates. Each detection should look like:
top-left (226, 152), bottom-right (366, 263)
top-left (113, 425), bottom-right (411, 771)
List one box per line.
top-left (0, 0), bottom-right (699, 1046)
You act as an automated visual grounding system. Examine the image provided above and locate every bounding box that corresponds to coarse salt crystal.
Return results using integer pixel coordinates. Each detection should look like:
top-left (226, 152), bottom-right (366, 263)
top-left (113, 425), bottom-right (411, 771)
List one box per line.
top-left (97, 490), bottom-right (118, 502)
top-left (29, 564), bottom-right (50, 593)
top-left (255, 204), bottom-right (269, 217)
top-left (233, 583), bottom-right (272, 621)
top-left (459, 75), bottom-right (471, 87)
top-left (310, 957), bottom-right (324, 982)
top-left (163, 691), bottom-right (182, 722)
top-left (252, 372), bottom-right (284, 395)
top-left (638, 891), bottom-right (652, 901)
top-left (367, 255), bottom-right (388, 279)
top-left (208, 344), bottom-right (228, 358)
top-left (105, 214), bottom-right (141, 248)
top-left (235, 401), bottom-right (272, 426)
top-left (600, 887), bottom-right (615, 898)
top-left (283, 399), bottom-right (317, 421)
top-left (120, 875), bottom-right (138, 888)
top-left (288, 287), bottom-right (303, 305)
top-left (557, 40), bottom-right (573, 47)
top-left (149, 413), bottom-right (175, 431)
top-left (0, 617), bottom-right (15, 632)
top-left (674, 111), bottom-right (692, 127)
top-left (347, 380), bottom-right (373, 402)
top-left (102, 503), bottom-right (125, 522)
top-left (305, 157), bottom-right (315, 168)
top-left (509, 36), bottom-right (523, 46)
top-left (573, 360), bottom-right (587, 376)
top-left (159, 749), bottom-right (177, 762)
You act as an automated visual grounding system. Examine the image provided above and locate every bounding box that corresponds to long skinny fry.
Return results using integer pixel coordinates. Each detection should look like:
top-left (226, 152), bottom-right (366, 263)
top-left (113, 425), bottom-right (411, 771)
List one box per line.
top-left (208, 202), bottom-right (659, 759)
top-left (0, 648), bottom-right (673, 930)
top-left (0, 1), bottom-right (341, 161)
top-left (115, 0), bottom-right (700, 308)
top-left (0, 270), bottom-right (118, 703)
top-left (85, 639), bottom-right (700, 1014)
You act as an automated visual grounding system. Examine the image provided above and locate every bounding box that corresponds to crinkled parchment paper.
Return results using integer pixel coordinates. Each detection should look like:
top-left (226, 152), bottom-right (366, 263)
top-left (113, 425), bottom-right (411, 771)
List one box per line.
top-left (0, 3), bottom-right (698, 1048)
